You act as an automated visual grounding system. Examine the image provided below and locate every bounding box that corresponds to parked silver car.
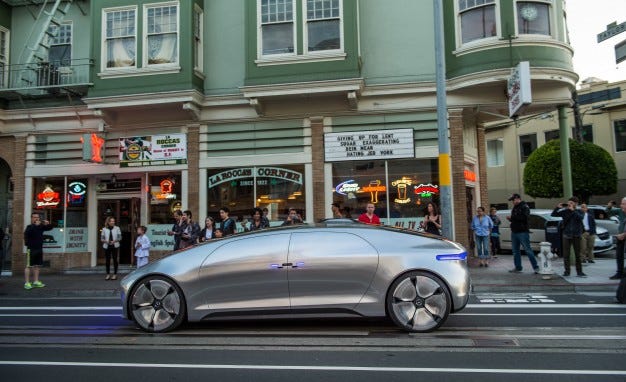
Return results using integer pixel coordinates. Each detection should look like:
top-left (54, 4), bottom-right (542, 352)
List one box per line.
top-left (585, 205), bottom-right (620, 236)
top-left (121, 223), bottom-right (470, 333)
top-left (496, 209), bottom-right (614, 254)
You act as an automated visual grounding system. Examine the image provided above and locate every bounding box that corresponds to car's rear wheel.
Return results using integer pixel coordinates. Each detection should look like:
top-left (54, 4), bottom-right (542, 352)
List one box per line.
top-left (129, 276), bottom-right (186, 333)
top-left (386, 271), bottom-right (451, 332)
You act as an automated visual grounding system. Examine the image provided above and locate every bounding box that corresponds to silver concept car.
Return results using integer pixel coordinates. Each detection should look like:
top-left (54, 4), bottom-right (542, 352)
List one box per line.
top-left (120, 222), bottom-right (470, 333)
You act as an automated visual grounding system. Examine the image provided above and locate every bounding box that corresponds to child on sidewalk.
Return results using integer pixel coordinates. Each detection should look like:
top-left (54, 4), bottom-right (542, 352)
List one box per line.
top-left (134, 225), bottom-right (151, 268)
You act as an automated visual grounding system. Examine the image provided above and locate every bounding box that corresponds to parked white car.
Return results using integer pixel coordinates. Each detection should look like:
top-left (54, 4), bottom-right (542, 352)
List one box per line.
top-left (495, 209), bottom-right (614, 255)
top-left (585, 205), bottom-right (620, 236)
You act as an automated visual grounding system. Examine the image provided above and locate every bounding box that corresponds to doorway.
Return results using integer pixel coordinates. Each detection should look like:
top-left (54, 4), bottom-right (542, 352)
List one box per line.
top-left (97, 198), bottom-right (140, 266)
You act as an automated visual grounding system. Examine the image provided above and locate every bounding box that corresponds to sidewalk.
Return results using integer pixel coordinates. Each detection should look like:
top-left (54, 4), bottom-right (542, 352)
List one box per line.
top-left (0, 256), bottom-right (621, 298)
top-left (469, 253), bottom-right (621, 292)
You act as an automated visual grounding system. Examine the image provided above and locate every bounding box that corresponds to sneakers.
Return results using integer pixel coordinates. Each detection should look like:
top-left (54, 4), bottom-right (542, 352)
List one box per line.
top-left (508, 268), bottom-right (523, 273)
top-left (32, 281), bottom-right (45, 288)
top-left (609, 273), bottom-right (624, 280)
top-left (533, 268), bottom-right (540, 274)
top-left (24, 282), bottom-right (32, 290)
top-left (563, 271), bottom-right (570, 277)
top-left (105, 274), bottom-right (111, 280)
top-left (577, 273), bottom-right (588, 278)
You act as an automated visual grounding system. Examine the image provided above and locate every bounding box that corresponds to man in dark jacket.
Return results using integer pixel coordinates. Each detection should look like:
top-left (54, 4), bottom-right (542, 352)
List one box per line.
top-left (23, 213), bottom-right (53, 289)
top-left (551, 197), bottom-right (586, 277)
top-left (606, 197), bottom-right (626, 279)
top-left (506, 194), bottom-right (539, 273)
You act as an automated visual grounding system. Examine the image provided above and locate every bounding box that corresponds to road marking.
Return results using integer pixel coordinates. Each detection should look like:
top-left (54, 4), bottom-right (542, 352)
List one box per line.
top-left (0, 307), bottom-right (121, 311)
top-left (0, 314), bottom-right (122, 317)
top-left (0, 361), bottom-right (624, 375)
top-left (466, 304), bottom-right (625, 308)
top-left (454, 313), bottom-right (626, 316)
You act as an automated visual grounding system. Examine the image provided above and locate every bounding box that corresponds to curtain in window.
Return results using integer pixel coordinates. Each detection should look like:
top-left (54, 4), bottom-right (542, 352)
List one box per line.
top-left (148, 33), bottom-right (177, 65)
top-left (107, 37), bottom-right (135, 68)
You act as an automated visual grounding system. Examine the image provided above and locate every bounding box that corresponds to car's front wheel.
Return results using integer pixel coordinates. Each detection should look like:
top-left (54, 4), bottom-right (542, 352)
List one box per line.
top-left (386, 271), bottom-right (451, 332)
top-left (129, 276), bottom-right (186, 333)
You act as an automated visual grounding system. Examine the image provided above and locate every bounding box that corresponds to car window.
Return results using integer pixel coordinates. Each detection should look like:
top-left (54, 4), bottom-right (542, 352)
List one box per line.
top-left (290, 231), bottom-right (378, 259)
top-left (528, 214), bottom-right (546, 230)
top-left (591, 208), bottom-right (609, 220)
top-left (202, 233), bottom-right (291, 267)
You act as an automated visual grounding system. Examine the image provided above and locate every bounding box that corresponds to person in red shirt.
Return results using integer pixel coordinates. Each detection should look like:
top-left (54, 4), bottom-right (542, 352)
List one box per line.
top-left (358, 203), bottom-right (381, 225)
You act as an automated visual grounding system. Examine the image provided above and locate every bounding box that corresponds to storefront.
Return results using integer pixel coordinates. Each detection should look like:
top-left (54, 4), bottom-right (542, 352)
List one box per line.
top-left (325, 128), bottom-right (440, 228)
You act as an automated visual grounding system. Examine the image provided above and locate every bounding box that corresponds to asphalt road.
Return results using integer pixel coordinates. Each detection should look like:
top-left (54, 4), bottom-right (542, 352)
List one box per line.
top-left (0, 293), bottom-right (624, 381)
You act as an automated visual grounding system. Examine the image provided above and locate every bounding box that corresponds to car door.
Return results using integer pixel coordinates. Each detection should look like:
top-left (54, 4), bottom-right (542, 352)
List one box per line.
top-left (198, 233), bottom-right (291, 312)
top-left (527, 214), bottom-right (547, 250)
top-left (287, 231), bottom-right (379, 310)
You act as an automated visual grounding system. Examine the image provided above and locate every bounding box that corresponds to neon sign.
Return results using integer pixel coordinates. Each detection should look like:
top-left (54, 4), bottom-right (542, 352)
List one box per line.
top-left (67, 181), bottom-right (87, 206)
top-left (361, 180), bottom-right (386, 204)
top-left (414, 183), bottom-right (439, 197)
top-left (464, 169), bottom-right (476, 182)
top-left (392, 177), bottom-right (413, 204)
top-left (335, 180), bottom-right (360, 195)
top-left (37, 185), bottom-right (60, 208)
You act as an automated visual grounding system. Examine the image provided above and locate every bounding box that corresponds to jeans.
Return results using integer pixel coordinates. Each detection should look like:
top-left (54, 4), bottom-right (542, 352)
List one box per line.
top-left (475, 235), bottom-right (490, 259)
top-left (105, 246), bottom-right (118, 275)
top-left (616, 239), bottom-right (625, 275)
top-left (562, 235), bottom-right (582, 274)
top-left (511, 231), bottom-right (538, 271)
top-left (490, 234), bottom-right (501, 256)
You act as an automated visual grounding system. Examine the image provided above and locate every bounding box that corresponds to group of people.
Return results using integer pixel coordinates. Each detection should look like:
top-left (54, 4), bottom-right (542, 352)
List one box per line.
top-left (101, 216), bottom-right (150, 281)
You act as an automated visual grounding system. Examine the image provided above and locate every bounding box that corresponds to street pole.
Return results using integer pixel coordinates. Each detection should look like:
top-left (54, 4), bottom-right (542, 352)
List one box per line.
top-left (434, 0), bottom-right (453, 239)
top-left (558, 106), bottom-right (573, 197)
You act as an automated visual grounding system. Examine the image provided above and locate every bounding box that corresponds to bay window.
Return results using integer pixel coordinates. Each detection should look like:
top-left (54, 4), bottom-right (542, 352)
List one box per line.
top-left (459, 0), bottom-right (497, 44)
top-left (517, 1), bottom-right (551, 36)
top-left (305, 0), bottom-right (341, 52)
top-left (104, 7), bottom-right (137, 68)
top-left (260, 0), bottom-right (295, 56)
top-left (145, 3), bottom-right (178, 66)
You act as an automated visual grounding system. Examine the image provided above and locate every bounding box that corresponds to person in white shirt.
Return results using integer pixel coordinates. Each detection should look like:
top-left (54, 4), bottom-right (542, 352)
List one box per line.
top-left (580, 204), bottom-right (596, 264)
top-left (101, 217), bottom-right (122, 280)
top-left (134, 225), bottom-right (151, 268)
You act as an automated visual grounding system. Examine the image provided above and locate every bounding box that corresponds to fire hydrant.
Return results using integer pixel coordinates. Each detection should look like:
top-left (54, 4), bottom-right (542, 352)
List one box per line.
top-left (537, 241), bottom-right (557, 279)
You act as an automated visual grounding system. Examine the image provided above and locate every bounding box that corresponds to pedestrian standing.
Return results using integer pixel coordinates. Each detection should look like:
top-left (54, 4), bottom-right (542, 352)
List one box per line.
top-left (282, 207), bottom-right (303, 226)
top-left (551, 197), bottom-right (586, 277)
top-left (23, 213), bottom-right (53, 289)
top-left (331, 202), bottom-right (344, 218)
top-left (471, 207), bottom-right (494, 267)
top-left (101, 216), bottom-right (122, 280)
top-left (134, 225), bottom-right (150, 268)
top-left (606, 197), bottom-right (626, 279)
top-left (179, 210), bottom-right (200, 249)
top-left (358, 203), bottom-right (381, 225)
top-left (506, 193), bottom-right (539, 274)
top-left (489, 207), bottom-right (501, 258)
top-left (216, 207), bottom-right (236, 237)
top-left (249, 208), bottom-right (269, 231)
top-left (199, 217), bottom-right (216, 242)
top-left (580, 204), bottom-right (596, 264)
top-left (420, 202), bottom-right (442, 235)
top-left (167, 210), bottom-right (184, 250)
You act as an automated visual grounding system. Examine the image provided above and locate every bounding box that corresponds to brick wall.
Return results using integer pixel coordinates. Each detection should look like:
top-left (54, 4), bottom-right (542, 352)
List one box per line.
top-left (449, 109), bottom-right (469, 249)
top-left (476, 126), bottom-right (489, 209)
top-left (11, 136), bottom-right (26, 274)
top-left (186, 124), bottom-right (200, 218)
top-left (310, 117), bottom-right (325, 221)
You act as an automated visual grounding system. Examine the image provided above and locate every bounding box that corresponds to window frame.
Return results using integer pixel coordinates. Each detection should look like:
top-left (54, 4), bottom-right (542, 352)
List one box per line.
top-left (614, 119), bottom-right (626, 152)
top-left (456, 0), bottom-right (499, 47)
top-left (193, 4), bottom-right (204, 75)
top-left (515, 0), bottom-right (554, 38)
top-left (101, 5), bottom-right (138, 72)
top-left (257, 0), bottom-right (297, 60)
top-left (47, 21), bottom-right (73, 67)
top-left (0, 26), bottom-right (9, 88)
top-left (519, 133), bottom-right (537, 163)
top-left (143, 1), bottom-right (180, 68)
top-left (303, 0), bottom-right (344, 55)
top-left (486, 138), bottom-right (504, 167)
top-left (255, 0), bottom-right (347, 65)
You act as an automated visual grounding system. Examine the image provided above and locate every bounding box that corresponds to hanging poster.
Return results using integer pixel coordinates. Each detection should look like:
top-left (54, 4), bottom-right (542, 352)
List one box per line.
top-left (119, 134), bottom-right (187, 167)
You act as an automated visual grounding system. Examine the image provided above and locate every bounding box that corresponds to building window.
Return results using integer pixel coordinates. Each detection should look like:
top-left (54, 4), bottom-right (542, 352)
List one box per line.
top-left (517, 1), bottom-right (551, 36)
top-left (572, 125), bottom-right (593, 143)
top-left (260, 0), bottom-right (295, 56)
top-left (544, 129), bottom-right (559, 142)
top-left (193, 5), bottom-right (203, 73)
top-left (486, 139), bottom-right (504, 167)
top-left (144, 3), bottom-right (179, 66)
top-left (519, 133), bottom-right (537, 162)
top-left (104, 7), bottom-right (137, 68)
top-left (47, 23), bottom-right (72, 66)
top-left (148, 174), bottom-right (181, 224)
top-left (305, 0), bottom-right (341, 52)
top-left (207, 165), bottom-right (305, 229)
top-left (0, 27), bottom-right (8, 88)
top-left (332, 159), bottom-right (439, 227)
top-left (458, 0), bottom-right (497, 44)
top-left (614, 119), bottom-right (626, 152)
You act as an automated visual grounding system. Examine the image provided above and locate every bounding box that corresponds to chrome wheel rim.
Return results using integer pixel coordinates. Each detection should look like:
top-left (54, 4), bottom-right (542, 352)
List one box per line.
top-left (131, 279), bottom-right (181, 331)
top-left (391, 275), bottom-right (447, 331)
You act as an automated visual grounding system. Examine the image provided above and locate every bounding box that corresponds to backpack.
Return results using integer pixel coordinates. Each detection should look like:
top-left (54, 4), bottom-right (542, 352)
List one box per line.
top-left (617, 277), bottom-right (626, 304)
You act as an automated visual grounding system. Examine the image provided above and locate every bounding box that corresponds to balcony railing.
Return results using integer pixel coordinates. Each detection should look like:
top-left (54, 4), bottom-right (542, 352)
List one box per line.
top-left (0, 58), bottom-right (93, 95)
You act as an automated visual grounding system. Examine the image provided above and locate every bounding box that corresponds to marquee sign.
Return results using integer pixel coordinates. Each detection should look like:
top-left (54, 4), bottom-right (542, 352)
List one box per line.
top-left (324, 129), bottom-right (415, 162)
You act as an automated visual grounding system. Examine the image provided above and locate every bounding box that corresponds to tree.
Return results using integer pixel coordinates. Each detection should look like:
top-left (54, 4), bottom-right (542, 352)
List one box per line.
top-left (523, 139), bottom-right (617, 203)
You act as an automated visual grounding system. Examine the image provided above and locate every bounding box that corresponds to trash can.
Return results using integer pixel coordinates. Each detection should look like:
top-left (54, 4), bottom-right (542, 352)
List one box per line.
top-left (545, 220), bottom-right (562, 257)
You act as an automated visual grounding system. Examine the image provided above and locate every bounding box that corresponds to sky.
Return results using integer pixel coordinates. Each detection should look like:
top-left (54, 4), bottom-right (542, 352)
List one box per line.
top-left (567, 0), bottom-right (626, 85)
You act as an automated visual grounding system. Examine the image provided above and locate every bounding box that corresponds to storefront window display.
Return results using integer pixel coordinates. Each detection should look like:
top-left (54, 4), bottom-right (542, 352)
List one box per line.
top-left (332, 159), bottom-right (439, 229)
top-left (147, 174), bottom-right (181, 251)
top-left (33, 177), bottom-right (88, 253)
top-left (207, 165), bottom-right (305, 229)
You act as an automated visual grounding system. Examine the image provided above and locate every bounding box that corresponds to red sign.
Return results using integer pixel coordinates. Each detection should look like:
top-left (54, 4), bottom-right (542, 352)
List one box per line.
top-left (37, 185), bottom-right (60, 208)
top-left (464, 170), bottom-right (476, 182)
top-left (414, 183), bottom-right (439, 196)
